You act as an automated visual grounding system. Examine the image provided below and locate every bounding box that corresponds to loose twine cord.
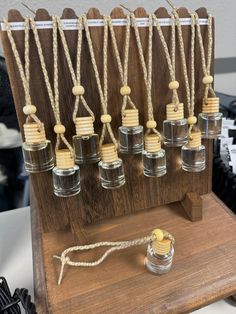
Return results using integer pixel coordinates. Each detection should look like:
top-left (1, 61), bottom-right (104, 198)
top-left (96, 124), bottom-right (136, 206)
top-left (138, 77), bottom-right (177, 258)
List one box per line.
top-left (195, 13), bottom-right (215, 100)
top-left (153, 13), bottom-right (179, 107)
top-left (131, 13), bottom-right (162, 139)
top-left (54, 234), bottom-right (153, 285)
top-left (173, 10), bottom-right (196, 136)
top-left (108, 15), bottom-right (136, 114)
top-left (30, 17), bottom-right (73, 155)
top-left (83, 14), bottom-right (118, 148)
top-left (56, 16), bottom-right (95, 123)
top-left (4, 17), bottom-right (42, 128)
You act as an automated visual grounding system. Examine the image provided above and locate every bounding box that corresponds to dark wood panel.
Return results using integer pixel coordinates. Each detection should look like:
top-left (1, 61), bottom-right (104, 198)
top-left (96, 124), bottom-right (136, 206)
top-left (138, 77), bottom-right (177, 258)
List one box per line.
top-left (1, 7), bottom-right (213, 235)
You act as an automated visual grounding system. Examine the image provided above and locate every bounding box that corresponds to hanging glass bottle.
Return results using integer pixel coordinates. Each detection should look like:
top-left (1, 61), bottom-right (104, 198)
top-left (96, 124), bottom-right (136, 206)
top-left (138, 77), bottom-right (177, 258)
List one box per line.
top-left (31, 16), bottom-right (81, 196)
top-left (83, 15), bottom-right (125, 188)
top-left (195, 13), bottom-right (222, 138)
top-left (57, 17), bottom-right (100, 164)
top-left (4, 17), bottom-right (54, 173)
top-left (108, 16), bottom-right (143, 154)
top-left (133, 14), bottom-right (166, 177)
top-left (153, 14), bottom-right (188, 147)
top-left (146, 229), bottom-right (175, 275)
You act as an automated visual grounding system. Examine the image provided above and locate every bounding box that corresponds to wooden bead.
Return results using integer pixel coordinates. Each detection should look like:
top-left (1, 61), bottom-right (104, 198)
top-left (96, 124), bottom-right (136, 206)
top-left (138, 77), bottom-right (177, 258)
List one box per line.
top-left (202, 75), bottom-right (213, 85)
top-left (187, 116), bottom-right (197, 125)
top-left (54, 124), bottom-right (66, 134)
top-left (146, 120), bottom-right (157, 129)
top-left (72, 85), bottom-right (85, 96)
top-left (152, 229), bottom-right (164, 241)
top-left (101, 114), bottom-right (112, 123)
top-left (120, 85), bottom-right (131, 96)
top-left (23, 105), bottom-right (37, 115)
top-left (168, 81), bottom-right (179, 90)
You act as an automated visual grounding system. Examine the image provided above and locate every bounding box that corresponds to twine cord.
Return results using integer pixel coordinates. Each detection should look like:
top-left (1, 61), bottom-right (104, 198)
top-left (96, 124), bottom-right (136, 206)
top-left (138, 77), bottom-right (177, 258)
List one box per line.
top-left (4, 17), bottom-right (42, 127)
top-left (30, 17), bottom-right (73, 155)
top-left (131, 13), bottom-right (162, 139)
top-left (56, 16), bottom-right (95, 123)
top-left (108, 15), bottom-right (136, 114)
top-left (153, 13), bottom-right (179, 106)
top-left (54, 235), bottom-right (153, 285)
top-left (195, 13), bottom-right (215, 100)
top-left (83, 14), bottom-right (117, 148)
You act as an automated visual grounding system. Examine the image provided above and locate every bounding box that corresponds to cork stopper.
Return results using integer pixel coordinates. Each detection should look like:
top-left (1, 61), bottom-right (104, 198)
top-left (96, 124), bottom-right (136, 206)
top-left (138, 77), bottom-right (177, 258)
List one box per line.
top-left (152, 239), bottom-right (171, 255)
top-left (145, 134), bottom-right (161, 153)
top-left (75, 116), bottom-right (94, 136)
top-left (166, 103), bottom-right (184, 120)
top-left (23, 122), bottom-right (46, 144)
top-left (100, 144), bottom-right (118, 163)
top-left (188, 130), bottom-right (202, 148)
top-left (202, 97), bottom-right (220, 113)
top-left (122, 109), bottom-right (139, 127)
top-left (56, 149), bottom-right (75, 169)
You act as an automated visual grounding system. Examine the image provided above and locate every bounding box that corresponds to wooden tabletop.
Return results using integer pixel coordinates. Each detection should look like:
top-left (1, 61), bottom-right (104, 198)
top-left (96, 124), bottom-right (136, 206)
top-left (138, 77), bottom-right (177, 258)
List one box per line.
top-left (34, 193), bottom-right (236, 313)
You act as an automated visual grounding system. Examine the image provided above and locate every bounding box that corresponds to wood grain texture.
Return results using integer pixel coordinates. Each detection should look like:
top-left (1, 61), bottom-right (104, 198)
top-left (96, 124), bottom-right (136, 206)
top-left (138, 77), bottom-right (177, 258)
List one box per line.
top-left (32, 193), bottom-right (236, 314)
top-left (1, 7), bottom-right (213, 234)
top-left (181, 191), bottom-right (203, 221)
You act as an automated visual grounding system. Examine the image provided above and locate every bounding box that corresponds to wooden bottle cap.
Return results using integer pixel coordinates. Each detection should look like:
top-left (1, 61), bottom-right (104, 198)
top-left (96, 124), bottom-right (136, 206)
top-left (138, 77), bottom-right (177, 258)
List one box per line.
top-left (100, 144), bottom-right (118, 163)
top-left (166, 103), bottom-right (184, 120)
top-left (122, 109), bottom-right (139, 127)
top-left (152, 238), bottom-right (171, 255)
top-left (75, 116), bottom-right (94, 136)
top-left (145, 134), bottom-right (161, 153)
top-left (202, 97), bottom-right (220, 113)
top-left (56, 149), bottom-right (75, 169)
top-left (188, 130), bottom-right (202, 148)
top-left (23, 122), bottom-right (46, 144)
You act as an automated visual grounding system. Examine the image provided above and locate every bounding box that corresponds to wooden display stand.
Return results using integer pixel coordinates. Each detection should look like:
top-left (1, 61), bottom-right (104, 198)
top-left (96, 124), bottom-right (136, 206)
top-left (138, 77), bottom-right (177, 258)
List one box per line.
top-left (2, 6), bottom-right (236, 314)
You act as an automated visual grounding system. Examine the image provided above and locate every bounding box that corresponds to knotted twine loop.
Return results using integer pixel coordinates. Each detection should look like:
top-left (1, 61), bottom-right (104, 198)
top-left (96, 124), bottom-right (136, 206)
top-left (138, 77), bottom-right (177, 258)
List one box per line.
top-left (53, 229), bottom-right (175, 285)
top-left (153, 13), bottom-right (179, 108)
top-left (4, 17), bottom-right (42, 129)
top-left (30, 16), bottom-right (73, 156)
top-left (83, 14), bottom-right (118, 149)
top-left (173, 10), bottom-right (197, 138)
top-left (108, 15), bottom-right (136, 115)
top-left (195, 13), bottom-right (215, 101)
top-left (131, 13), bottom-right (162, 140)
top-left (56, 16), bottom-right (95, 124)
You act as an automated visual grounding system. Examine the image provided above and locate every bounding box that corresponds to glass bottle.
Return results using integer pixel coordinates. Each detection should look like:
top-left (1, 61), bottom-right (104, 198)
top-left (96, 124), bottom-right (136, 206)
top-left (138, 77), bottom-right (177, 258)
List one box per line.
top-left (163, 103), bottom-right (188, 147)
top-left (142, 134), bottom-right (166, 177)
top-left (119, 109), bottom-right (143, 154)
top-left (198, 97), bottom-right (222, 138)
top-left (181, 130), bottom-right (205, 172)
top-left (22, 122), bottom-right (54, 173)
top-left (98, 144), bottom-right (125, 189)
top-left (145, 230), bottom-right (174, 275)
top-left (73, 116), bottom-right (100, 164)
top-left (53, 149), bottom-right (81, 197)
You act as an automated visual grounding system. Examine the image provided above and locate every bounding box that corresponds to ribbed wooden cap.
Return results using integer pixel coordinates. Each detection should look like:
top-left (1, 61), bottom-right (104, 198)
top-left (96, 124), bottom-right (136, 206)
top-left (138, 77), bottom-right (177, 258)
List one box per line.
top-left (122, 109), bottom-right (139, 127)
top-left (166, 103), bottom-right (184, 120)
top-left (188, 130), bottom-right (202, 148)
top-left (100, 144), bottom-right (118, 163)
top-left (152, 239), bottom-right (171, 255)
top-left (56, 149), bottom-right (75, 169)
top-left (75, 116), bottom-right (94, 136)
top-left (202, 97), bottom-right (219, 113)
top-left (24, 122), bottom-right (46, 144)
top-left (145, 134), bottom-right (161, 153)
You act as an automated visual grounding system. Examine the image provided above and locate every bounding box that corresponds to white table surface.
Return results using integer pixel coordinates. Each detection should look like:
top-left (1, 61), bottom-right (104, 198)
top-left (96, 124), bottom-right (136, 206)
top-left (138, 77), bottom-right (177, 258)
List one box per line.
top-left (0, 207), bottom-right (235, 314)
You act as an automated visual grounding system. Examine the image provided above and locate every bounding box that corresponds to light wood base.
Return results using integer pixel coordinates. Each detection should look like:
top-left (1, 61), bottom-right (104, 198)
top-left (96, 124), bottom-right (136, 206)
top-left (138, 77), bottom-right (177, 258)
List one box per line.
top-left (32, 193), bottom-right (236, 314)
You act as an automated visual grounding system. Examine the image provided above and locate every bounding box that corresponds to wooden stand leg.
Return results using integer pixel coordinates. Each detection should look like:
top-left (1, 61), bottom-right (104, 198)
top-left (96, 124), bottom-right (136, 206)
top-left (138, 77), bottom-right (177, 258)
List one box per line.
top-left (71, 220), bottom-right (89, 245)
top-left (181, 192), bottom-right (203, 221)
